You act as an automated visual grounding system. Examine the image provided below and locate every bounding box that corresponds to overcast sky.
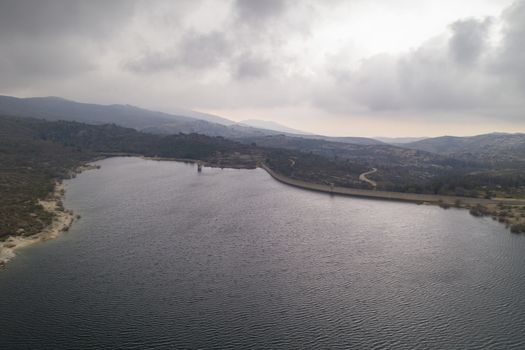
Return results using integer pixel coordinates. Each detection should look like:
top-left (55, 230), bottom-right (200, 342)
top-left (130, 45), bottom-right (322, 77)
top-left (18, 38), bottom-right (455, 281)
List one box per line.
top-left (1, 0), bottom-right (524, 136)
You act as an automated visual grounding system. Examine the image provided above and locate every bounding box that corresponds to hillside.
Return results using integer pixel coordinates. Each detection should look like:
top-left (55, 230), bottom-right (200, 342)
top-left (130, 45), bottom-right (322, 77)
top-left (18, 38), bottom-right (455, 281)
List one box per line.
top-left (0, 95), bottom-right (195, 129)
top-left (374, 137), bottom-right (428, 144)
top-left (0, 95), bottom-right (285, 139)
top-left (314, 135), bottom-right (384, 145)
top-left (242, 134), bottom-right (465, 169)
top-left (2, 95), bottom-right (372, 143)
top-left (241, 134), bottom-right (488, 193)
top-left (0, 115), bottom-right (262, 238)
top-left (0, 95), bottom-right (393, 147)
top-left (405, 133), bottom-right (525, 165)
top-left (2, 115), bottom-right (525, 240)
top-left (239, 119), bottom-right (310, 134)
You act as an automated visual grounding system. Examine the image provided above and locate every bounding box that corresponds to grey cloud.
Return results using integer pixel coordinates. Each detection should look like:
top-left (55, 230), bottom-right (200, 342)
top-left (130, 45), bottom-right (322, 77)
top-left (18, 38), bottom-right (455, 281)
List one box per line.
top-left (0, 0), bottom-right (136, 89)
top-left (0, 0), bottom-right (523, 129)
top-left (0, 0), bottom-right (135, 39)
top-left (448, 17), bottom-right (493, 65)
top-left (0, 41), bottom-right (95, 90)
top-left (494, 0), bottom-right (525, 90)
top-left (396, 39), bottom-right (485, 110)
top-left (233, 53), bottom-right (273, 80)
top-left (1, 39), bottom-right (94, 76)
top-left (350, 54), bottom-right (403, 110)
top-left (234, 0), bottom-right (289, 25)
top-left (124, 52), bottom-right (179, 74)
top-left (339, 47), bottom-right (492, 114)
top-left (178, 31), bottom-right (232, 69)
top-left (125, 31), bottom-right (233, 73)
top-left (317, 0), bottom-right (525, 121)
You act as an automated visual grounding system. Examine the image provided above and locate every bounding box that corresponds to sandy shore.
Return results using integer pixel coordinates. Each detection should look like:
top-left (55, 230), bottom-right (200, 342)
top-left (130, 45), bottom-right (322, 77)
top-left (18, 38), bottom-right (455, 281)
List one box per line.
top-left (0, 182), bottom-right (75, 267)
top-left (0, 164), bottom-right (99, 268)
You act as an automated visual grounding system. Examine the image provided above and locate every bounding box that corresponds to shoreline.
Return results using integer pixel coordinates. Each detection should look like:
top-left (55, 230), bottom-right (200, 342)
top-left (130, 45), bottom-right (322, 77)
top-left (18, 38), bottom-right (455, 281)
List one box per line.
top-left (142, 155), bottom-right (257, 169)
top-left (0, 164), bottom-right (99, 268)
top-left (259, 163), bottom-right (525, 207)
top-left (144, 157), bottom-right (525, 209)
top-left (259, 162), bottom-right (525, 233)
top-left (2, 156), bottom-right (521, 268)
top-left (0, 182), bottom-right (74, 267)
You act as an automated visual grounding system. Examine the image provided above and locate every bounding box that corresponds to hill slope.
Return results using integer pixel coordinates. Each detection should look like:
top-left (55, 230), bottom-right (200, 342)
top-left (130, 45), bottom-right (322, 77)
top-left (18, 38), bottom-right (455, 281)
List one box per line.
top-left (404, 133), bottom-right (525, 165)
top-left (0, 95), bottom-right (279, 139)
top-left (239, 119), bottom-right (310, 134)
top-left (0, 95), bottom-right (195, 129)
top-left (0, 95), bottom-right (388, 146)
top-left (0, 115), bottom-right (265, 239)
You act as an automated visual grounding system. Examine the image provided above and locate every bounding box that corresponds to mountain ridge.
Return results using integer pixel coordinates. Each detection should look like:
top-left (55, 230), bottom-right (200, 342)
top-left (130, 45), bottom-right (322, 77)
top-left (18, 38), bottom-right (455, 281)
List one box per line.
top-left (404, 132), bottom-right (525, 164)
top-left (0, 95), bottom-right (382, 146)
top-left (239, 119), bottom-right (311, 135)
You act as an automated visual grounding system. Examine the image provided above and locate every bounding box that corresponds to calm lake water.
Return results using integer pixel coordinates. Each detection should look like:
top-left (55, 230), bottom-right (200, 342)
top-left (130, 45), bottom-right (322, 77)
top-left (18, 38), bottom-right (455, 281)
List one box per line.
top-left (2, 157), bottom-right (525, 349)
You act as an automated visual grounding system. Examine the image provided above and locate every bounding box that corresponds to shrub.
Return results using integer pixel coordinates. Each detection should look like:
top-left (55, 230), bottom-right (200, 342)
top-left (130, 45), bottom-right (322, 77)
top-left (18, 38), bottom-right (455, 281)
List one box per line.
top-left (510, 224), bottom-right (525, 234)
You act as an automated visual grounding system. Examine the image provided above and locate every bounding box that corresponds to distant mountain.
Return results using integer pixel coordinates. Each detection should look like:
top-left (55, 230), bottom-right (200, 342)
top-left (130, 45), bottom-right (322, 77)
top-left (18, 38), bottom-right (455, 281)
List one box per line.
top-left (142, 120), bottom-right (289, 139)
top-left (238, 119), bottom-right (384, 145)
top-left (0, 95), bottom-right (196, 129)
top-left (239, 119), bottom-right (310, 135)
top-left (0, 95), bottom-right (288, 139)
top-left (404, 132), bottom-right (525, 164)
top-left (240, 134), bottom-right (459, 168)
top-left (166, 106), bottom-right (234, 126)
top-left (374, 136), bottom-right (428, 144)
top-left (0, 95), bottom-right (388, 147)
top-left (319, 136), bottom-right (384, 145)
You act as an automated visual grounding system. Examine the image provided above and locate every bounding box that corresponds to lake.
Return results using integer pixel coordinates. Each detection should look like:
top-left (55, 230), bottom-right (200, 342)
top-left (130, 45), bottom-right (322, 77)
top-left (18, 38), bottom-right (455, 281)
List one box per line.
top-left (1, 157), bottom-right (525, 349)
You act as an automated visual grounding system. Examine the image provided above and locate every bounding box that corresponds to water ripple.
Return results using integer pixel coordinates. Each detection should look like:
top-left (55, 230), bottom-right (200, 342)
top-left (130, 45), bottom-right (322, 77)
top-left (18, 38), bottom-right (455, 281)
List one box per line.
top-left (1, 157), bottom-right (525, 349)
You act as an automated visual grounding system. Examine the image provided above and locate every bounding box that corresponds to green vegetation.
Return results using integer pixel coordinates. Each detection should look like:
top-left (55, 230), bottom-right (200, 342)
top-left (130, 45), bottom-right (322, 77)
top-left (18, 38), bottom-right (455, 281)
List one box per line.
top-left (469, 205), bottom-right (492, 217)
top-left (468, 203), bottom-right (525, 232)
top-left (511, 224), bottom-right (525, 234)
top-left (244, 135), bottom-right (488, 196)
top-left (264, 149), bottom-right (369, 189)
top-left (0, 117), bottom-right (94, 238)
top-left (0, 116), bottom-right (260, 238)
top-left (2, 114), bottom-right (525, 239)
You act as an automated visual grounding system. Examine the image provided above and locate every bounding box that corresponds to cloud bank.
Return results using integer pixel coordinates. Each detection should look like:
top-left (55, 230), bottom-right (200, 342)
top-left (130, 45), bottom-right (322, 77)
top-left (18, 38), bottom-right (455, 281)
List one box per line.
top-left (0, 0), bottom-right (523, 135)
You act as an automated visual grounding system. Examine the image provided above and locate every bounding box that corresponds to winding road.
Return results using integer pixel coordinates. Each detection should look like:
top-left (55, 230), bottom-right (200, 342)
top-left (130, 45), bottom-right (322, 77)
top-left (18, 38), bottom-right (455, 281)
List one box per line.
top-left (259, 163), bottom-right (525, 206)
top-left (359, 168), bottom-right (377, 188)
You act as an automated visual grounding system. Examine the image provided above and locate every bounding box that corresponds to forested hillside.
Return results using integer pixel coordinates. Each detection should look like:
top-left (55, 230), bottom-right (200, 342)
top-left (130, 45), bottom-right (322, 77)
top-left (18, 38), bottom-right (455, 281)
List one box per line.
top-left (0, 116), bottom-right (259, 238)
top-left (2, 115), bottom-right (525, 239)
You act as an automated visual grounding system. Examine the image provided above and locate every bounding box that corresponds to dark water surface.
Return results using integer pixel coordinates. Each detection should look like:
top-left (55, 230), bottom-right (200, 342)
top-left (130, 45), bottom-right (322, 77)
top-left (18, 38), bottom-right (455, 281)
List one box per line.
top-left (2, 157), bottom-right (525, 349)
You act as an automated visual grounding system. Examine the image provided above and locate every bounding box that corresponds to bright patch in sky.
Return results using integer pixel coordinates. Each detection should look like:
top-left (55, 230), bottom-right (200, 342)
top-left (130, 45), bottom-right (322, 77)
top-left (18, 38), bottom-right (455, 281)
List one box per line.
top-left (0, 0), bottom-right (523, 136)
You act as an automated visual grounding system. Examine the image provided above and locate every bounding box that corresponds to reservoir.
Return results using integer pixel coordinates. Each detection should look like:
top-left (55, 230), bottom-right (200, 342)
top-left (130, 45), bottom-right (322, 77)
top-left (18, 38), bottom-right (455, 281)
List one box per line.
top-left (1, 157), bottom-right (525, 349)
